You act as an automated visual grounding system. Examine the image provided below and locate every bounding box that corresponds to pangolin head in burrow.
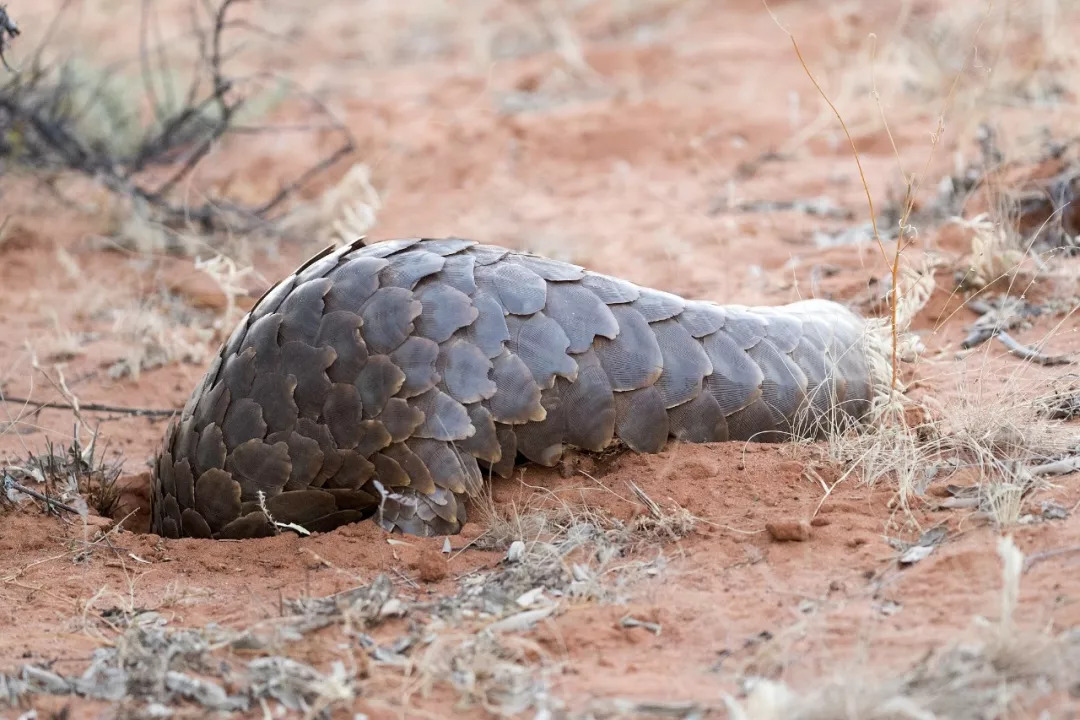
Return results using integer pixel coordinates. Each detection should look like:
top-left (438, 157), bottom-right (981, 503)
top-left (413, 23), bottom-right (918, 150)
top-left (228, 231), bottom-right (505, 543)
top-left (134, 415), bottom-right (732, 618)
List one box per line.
top-left (150, 236), bottom-right (883, 540)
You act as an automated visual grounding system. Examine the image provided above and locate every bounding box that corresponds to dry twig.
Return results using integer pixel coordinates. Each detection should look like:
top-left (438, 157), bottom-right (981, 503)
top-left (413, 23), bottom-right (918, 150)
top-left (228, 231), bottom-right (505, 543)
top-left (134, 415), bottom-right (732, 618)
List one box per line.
top-left (2, 474), bottom-right (82, 515)
top-left (962, 297), bottom-right (1072, 365)
top-left (0, 393), bottom-right (176, 418)
top-left (0, 5), bottom-right (17, 72)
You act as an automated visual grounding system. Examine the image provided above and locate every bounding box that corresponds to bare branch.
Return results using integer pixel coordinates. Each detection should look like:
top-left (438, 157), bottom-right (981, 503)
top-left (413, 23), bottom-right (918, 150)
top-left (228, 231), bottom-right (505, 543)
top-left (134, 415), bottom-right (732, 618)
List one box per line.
top-left (2, 475), bottom-right (83, 516)
top-left (962, 297), bottom-right (1073, 365)
top-left (0, 394), bottom-right (177, 418)
top-left (0, 4), bottom-right (19, 72)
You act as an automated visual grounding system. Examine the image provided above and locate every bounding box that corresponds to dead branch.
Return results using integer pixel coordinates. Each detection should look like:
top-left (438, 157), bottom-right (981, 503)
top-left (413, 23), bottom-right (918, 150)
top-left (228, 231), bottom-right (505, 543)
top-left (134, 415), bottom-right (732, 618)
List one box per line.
top-left (1023, 545), bottom-right (1080, 573)
top-left (0, 5), bottom-right (17, 72)
top-left (0, 0), bottom-right (355, 237)
top-left (994, 331), bottom-right (1073, 366)
top-left (0, 394), bottom-right (176, 418)
top-left (1029, 455), bottom-right (1080, 477)
top-left (1035, 376), bottom-right (1080, 420)
top-left (2, 474), bottom-right (83, 515)
top-left (962, 296), bottom-right (1073, 365)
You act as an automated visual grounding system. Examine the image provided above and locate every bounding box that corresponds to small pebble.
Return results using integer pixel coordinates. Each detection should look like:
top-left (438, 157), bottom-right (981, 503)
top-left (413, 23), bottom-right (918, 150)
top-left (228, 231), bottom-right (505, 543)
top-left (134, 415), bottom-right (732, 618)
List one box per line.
top-left (413, 543), bottom-right (447, 583)
top-left (506, 540), bottom-right (526, 563)
top-left (379, 598), bottom-right (405, 618)
top-left (766, 519), bottom-right (811, 542)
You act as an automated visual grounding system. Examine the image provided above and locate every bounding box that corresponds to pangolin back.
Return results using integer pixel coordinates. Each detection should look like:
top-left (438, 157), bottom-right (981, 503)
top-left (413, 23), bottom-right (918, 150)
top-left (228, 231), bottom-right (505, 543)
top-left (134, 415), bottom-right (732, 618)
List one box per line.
top-left (150, 237), bottom-right (882, 539)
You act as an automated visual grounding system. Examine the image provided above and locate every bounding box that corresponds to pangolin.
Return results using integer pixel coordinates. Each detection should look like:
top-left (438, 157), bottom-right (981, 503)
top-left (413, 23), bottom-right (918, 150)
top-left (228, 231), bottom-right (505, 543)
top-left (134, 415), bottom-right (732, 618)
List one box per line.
top-left (150, 237), bottom-right (885, 539)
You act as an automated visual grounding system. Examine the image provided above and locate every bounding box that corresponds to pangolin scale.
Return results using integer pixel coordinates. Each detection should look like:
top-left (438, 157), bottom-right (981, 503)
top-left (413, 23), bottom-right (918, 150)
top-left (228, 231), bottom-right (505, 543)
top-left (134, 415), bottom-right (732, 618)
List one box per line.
top-left (150, 237), bottom-right (882, 539)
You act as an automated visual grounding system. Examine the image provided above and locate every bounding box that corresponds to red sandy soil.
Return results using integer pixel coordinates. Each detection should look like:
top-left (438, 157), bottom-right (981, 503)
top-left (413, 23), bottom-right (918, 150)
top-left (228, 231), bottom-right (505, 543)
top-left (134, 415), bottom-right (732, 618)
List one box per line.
top-left (1, 0), bottom-right (1079, 718)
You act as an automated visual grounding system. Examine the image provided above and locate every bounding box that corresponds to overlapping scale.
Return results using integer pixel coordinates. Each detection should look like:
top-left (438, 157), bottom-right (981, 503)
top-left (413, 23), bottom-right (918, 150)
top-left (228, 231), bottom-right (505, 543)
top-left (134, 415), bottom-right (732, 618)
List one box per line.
top-left (152, 237), bottom-right (881, 540)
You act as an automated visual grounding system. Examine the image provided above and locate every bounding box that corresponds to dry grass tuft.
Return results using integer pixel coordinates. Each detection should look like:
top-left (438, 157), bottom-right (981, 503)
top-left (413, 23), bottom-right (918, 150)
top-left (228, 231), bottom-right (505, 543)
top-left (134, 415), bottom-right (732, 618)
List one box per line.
top-left (407, 630), bottom-right (559, 717)
top-left (1035, 374), bottom-right (1080, 420)
top-left (95, 296), bottom-right (207, 381)
top-left (953, 212), bottom-right (1031, 290)
top-left (3, 431), bottom-right (122, 519)
top-left (825, 375), bottom-right (1076, 528)
top-left (457, 503), bottom-right (617, 613)
top-left (624, 479), bottom-right (698, 543)
top-left (283, 162), bottom-right (384, 249)
top-left (194, 252), bottom-right (256, 337)
top-left (3, 609), bottom-right (365, 717)
top-left (450, 478), bottom-right (691, 620)
top-left (945, 131), bottom-right (1080, 294)
top-left (808, 116), bottom-right (1077, 533)
top-left (724, 536), bottom-right (1080, 720)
